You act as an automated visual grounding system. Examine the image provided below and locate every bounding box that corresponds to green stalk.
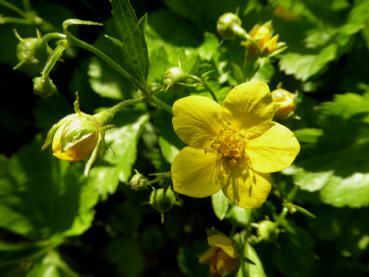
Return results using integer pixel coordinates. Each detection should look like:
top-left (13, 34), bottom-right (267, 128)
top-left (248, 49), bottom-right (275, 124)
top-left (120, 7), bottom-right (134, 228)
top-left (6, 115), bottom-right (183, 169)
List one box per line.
top-left (0, 0), bottom-right (27, 17)
top-left (41, 41), bottom-right (67, 80)
top-left (188, 75), bottom-right (218, 102)
top-left (63, 19), bottom-right (173, 114)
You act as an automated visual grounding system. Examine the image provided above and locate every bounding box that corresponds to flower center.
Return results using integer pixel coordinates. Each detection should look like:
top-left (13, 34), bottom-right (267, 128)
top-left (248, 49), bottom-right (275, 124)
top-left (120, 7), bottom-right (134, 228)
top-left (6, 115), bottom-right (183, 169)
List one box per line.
top-left (211, 127), bottom-right (246, 167)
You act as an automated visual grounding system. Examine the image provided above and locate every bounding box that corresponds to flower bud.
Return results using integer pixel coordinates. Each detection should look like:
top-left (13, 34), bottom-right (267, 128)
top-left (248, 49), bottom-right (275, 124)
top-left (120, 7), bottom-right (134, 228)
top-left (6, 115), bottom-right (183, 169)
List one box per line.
top-left (256, 220), bottom-right (279, 242)
top-left (244, 21), bottom-right (285, 55)
top-left (149, 187), bottom-right (177, 214)
top-left (216, 13), bottom-right (245, 39)
top-left (199, 234), bottom-right (240, 276)
top-left (272, 88), bottom-right (296, 118)
top-left (48, 113), bottom-right (100, 162)
top-left (33, 76), bottom-right (58, 97)
top-left (42, 94), bottom-right (114, 176)
top-left (129, 170), bottom-right (149, 190)
top-left (163, 67), bottom-right (186, 88)
top-left (16, 37), bottom-right (48, 65)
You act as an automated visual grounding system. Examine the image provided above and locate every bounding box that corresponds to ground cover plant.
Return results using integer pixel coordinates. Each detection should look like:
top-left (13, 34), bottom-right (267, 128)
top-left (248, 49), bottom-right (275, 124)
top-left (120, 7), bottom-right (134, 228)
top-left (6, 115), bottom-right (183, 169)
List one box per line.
top-left (1, 0), bottom-right (369, 276)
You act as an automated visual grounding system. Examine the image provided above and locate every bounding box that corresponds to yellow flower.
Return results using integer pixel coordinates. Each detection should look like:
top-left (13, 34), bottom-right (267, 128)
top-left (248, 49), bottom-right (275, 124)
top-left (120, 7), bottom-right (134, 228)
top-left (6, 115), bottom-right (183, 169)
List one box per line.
top-left (49, 113), bottom-right (101, 162)
top-left (199, 234), bottom-right (240, 276)
top-left (171, 80), bottom-right (300, 208)
top-left (245, 21), bottom-right (285, 55)
top-left (271, 88), bottom-right (296, 118)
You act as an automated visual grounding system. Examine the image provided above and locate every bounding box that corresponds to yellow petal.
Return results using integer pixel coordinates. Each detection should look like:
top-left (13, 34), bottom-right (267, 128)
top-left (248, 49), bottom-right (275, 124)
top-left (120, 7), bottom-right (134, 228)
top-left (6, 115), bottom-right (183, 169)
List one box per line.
top-left (172, 96), bottom-right (223, 148)
top-left (171, 147), bottom-right (221, 198)
top-left (52, 126), bottom-right (99, 162)
top-left (247, 123), bottom-right (300, 173)
top-left (222, 168), bottom-right (271, 208)
top-left (199, 246), bottom-right (218, 264)
top-left (216, 250), bottom-right (240, 276)
top-left (222, 81), bottom-right (275, 139)
top-left (208, 234), bottom-right (239, 258)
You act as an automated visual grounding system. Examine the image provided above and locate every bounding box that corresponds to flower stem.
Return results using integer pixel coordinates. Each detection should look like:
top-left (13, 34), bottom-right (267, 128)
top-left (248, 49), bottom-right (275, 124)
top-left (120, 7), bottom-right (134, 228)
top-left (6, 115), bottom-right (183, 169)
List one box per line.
top-left (189, 75), bottom-right (218, 102)
top-left (42, 32), bottom-right (66, 43)
top-left (40, 41), bottom-right (67, 80)
top-left (94, 97), bottom-right (146, 124)
top-left (0, 0), bottom-right (27, 17)
top-left (63, 19), bottom-right (173, 114)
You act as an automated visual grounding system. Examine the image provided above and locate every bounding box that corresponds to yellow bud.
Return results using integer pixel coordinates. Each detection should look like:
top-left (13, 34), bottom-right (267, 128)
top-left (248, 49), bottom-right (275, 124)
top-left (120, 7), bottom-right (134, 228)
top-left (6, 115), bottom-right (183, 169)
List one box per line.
top-left (271, 88), bottom-right (296, 118)
top-left (245, 21), bottom-right (285, 55)
top-left (51, 116), bottom-right (99, 161)
top-left (47, 113), bottom-right (100, 162)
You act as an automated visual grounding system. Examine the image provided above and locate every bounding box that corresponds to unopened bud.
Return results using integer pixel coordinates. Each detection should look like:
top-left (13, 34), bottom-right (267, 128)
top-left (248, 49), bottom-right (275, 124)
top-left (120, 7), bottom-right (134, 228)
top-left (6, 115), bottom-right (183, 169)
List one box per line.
top-left (42, 94), bottom-right (112, 175)
top-left (217, 13), bottom-right (245, 39)
top-left (257, 220), bottom-right (279, 242)
top-left (129, 170), bottom-right (149, 190)
top-left (149, 187), bottom-right (177, 214)
top-left (17, 37), bottom-right (48, 65)
top-left (163, 67), bottom-right (186, 88)
top-left (33, 76), bottom-right (58, 97)
top-left (272, 88), bottom-right (296, 118)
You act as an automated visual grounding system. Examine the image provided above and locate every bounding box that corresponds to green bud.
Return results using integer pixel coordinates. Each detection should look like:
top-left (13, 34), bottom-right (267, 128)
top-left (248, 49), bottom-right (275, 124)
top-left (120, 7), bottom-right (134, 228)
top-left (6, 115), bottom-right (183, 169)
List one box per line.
top-left (216, 13), bottom-right (245, 39)
top-left (33, 76), bottom-right (58, 97)
top-left (129, 170), bottom-right (149, 190)
top-left (256, 220), bottom-right (279, 242)
top-left (163, 67), bottom-right (186, 88)
top-left (149, 187), bottom-right (177, 214)
top-left (16, 37), bottom-right (48, 65)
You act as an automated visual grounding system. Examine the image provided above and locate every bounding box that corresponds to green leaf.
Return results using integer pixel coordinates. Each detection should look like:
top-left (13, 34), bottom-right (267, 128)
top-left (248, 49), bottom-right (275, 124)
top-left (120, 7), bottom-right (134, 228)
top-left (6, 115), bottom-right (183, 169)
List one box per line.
top-left (290, 92), bottom-right (369, 207)
top-left (279, 45), bottom-right (337, 81)
top-left (274, 221), bottom-right (315, 277)
top-left (211, 190), bottom-right (229, 221)
top-left (26, 251), bottom-right (78, 277)
top-left (0, 241), bottom-right (52, 275)
top-left (110, 0), bottom-right (149, 84)
top-left (237, 243), bottom-right (266, 277)
top-left (0, 137), bottom-right (99, 239)
top-left (225, 206), bottom-right (253, 226)
top-left (89, 113), bottom-right (149, 199)
top-left (159, 136), bottom-right (179, 164)
top-left (88, 57), bottom-right (133, 100)
top-left (278, 0), bottom-right (369, 81)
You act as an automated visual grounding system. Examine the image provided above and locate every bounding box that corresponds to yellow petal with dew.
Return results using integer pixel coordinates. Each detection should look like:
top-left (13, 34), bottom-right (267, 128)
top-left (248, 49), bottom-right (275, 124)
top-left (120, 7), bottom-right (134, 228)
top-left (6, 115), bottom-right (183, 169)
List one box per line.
top-left (171, 147), bottom-right (221, 198)
top-left (222, 81), bottom-right (275, 139)
top-left (172, 96), bottom-right (223, 148)
top-left (208, 234), bottom-right (239, 258)
top-left (222, 167), bottom-right (271, 208)
top-left (247, 122), bottom-right (300, 173)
